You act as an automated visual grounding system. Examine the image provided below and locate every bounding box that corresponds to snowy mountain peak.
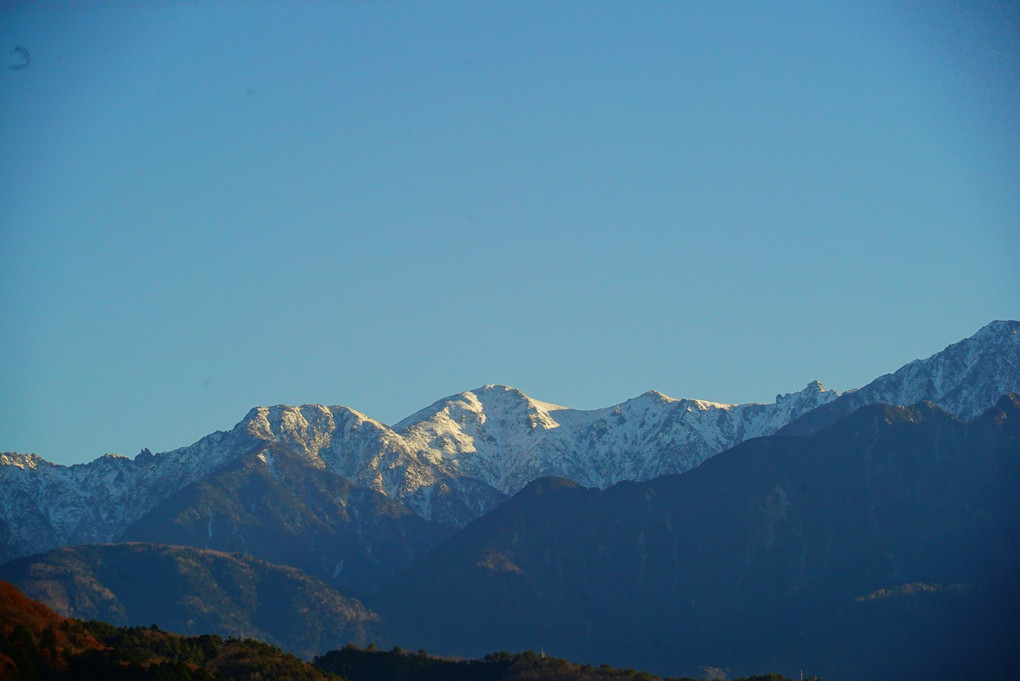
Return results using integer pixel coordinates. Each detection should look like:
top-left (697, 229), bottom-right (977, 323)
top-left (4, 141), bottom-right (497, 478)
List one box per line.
top-left (803, 379), bottom-right (827, 394)
top-left (243, 401), bottom-right (389, 438)
top-left (637, 390), bottom-right (679, 404)
top-left (469, 384), bottom-right (569, 418)
top-left (776, 380), bottom-right (833, 405)
top-left (780, 322), bottom-right (1020, 436)
top-left (395, 385), bottom-right (568, 435)
top-left (856, 321), bottom-right (1019, 421)
top-left (973, 319), bottom-right (1019, 339)
top-left (0, 452), bottom-right (49, 470)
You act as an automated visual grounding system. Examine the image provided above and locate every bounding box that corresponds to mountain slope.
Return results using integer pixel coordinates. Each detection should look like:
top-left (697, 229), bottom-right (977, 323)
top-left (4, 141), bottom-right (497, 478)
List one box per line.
top-left (118, 443), bottom-right (455, 594)
top-left (0, 425), bottom-right (265, 561)
top-left (0, 408), bottom-right (504, 562)
top-left (0, 383), bottom-right (833, 563)
top-left (0, 579), bottom-right (105, 676)
top-left (0, 543), bottom-right (379, 659)
top-left (376, 395), bottom-right (1020, 680)
top-left (393, 381), bottom-right (837, 493)
top-left (780, 319), bottom-right (1020, 435)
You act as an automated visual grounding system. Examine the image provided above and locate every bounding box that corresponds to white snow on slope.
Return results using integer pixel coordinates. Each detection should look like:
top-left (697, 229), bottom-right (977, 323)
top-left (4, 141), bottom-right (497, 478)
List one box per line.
top-left (835, 320), bottom-right (1020, 421)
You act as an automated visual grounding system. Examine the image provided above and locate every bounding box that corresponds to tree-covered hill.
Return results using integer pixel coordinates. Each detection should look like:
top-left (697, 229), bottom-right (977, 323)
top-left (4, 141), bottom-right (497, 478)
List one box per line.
top-left (313, 644), bottom-right (817, 681)
top-left (2, 582), bottom-right (808, 681)
top-left (0, 579), bottom-right (340, 681)
top-left (0, 543), bottom-right (379, 659)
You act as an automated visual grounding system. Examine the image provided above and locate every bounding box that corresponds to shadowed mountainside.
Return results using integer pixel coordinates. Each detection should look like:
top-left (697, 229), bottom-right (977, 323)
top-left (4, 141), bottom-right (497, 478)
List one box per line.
top-left (376, 396), bottom-right (1020, 680)
top-left (118, 443), bottom-right (455, 595)
top-left (0, 543), bottom-right (379, 659)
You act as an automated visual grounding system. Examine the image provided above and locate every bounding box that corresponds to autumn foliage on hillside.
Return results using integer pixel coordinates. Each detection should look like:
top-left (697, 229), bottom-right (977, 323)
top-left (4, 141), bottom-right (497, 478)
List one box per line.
top-left (0, 580), bottom-right (338, 681)
top-left (0, 580), bottom-right (104, 678)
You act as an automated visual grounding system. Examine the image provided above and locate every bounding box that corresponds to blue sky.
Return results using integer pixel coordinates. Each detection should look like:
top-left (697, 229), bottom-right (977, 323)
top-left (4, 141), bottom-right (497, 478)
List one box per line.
top-left (2, 1), bottom-right (1017, 466)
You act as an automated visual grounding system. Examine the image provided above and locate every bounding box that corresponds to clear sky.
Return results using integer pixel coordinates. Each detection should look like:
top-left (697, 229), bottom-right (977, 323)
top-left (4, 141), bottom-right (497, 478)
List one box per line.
top-left (2, 1), bottom-right (1017, 466)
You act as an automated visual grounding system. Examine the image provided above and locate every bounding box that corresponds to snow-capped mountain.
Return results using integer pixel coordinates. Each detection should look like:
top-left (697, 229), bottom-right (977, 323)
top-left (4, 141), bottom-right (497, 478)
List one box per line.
top-left (0, 427), bottom-right (256, 560)
top-left (2, 320), bottom-right (1018, 564)
top-left (780, 319), bottom-right (1020, 435)
top-left (394, 380), bottom-right (838, 493)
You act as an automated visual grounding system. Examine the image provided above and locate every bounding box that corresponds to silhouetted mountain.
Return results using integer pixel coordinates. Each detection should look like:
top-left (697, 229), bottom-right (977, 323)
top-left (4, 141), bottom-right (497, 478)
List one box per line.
top-left (1, 579), bottom-right (803, 681)
top-left (0, 543), bottom-right (379, 659)
top-left (313, 644), bottom-right (813, 681)
top-left (376, 395), bottom-right (1020, 680)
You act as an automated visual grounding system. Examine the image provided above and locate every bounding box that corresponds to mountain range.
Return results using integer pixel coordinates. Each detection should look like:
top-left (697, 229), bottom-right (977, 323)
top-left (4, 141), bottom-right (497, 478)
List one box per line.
top-left (376, 394), bottom-right (1020, 678)
top-left (1, 320), bottom-right (1018, 679)
top-left (3, 320), bottom-right (1017, 567)
top-left (4, 396), bottom-right (1017, 678)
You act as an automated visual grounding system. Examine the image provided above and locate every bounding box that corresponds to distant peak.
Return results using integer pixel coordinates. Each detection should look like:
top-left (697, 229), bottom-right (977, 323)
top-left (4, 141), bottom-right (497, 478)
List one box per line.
top-left (134, 448), bottom-right (155, 465)
top-left (775, 380), bottom-right (838, 405)
top-left (242, 403), bottom-right (367, 420)
top-left (804, 380), bottom-right (827, 392)
top-left (0, 452), bottom-right (49, 469)
top-left (238, 403), bottom-right (379, 440)
top-left (974, 319), bottom-right (1019, 338)
top-left (919, 319), bottom-right (1019, 364)
top-left (467, 384), bottom-right (567, 412)
top-left (478, 384), bottom-right (517, 392)
top-left (472, 384), bottom-right (528, 400)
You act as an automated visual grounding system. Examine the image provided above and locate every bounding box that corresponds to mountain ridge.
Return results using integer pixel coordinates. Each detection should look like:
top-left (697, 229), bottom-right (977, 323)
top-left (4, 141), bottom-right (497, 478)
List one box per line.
top-left (2, 394), bottom-right (1017, 677)
top-left (2, 320), bottom-right (1018, 565)
top-left (780, 319), bottom-right (1019, 435)
top-left (0, 542), bottom-right (379, 659)
top-left (376, 394), bottom-right (1020, 679)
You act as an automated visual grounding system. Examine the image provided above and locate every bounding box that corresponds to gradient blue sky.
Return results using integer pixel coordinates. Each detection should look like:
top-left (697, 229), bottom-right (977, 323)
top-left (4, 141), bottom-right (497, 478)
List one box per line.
top-left (2, 1), bottom-right (1018, 466)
